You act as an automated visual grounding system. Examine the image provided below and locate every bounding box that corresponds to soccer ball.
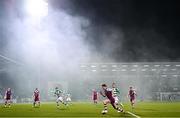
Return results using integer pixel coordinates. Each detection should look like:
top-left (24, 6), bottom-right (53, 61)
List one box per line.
top-left (101, 110), bottom-right (108, 114)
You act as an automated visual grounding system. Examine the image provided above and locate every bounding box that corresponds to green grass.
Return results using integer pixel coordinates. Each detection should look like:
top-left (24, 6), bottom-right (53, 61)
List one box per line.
top-left (0, 102), bottom-right (180, 117)
top-left (128, 102), bottom-right (180, 117)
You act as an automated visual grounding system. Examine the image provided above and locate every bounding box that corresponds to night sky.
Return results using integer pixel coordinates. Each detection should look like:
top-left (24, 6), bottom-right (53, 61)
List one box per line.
top-left (0, 0), bottom-right (180, 62)
top-left (51, 0), bottom-right (180, 62)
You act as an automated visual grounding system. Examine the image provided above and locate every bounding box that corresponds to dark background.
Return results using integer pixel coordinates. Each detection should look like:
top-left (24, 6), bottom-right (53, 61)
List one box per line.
top-left (50, 0), bottom-right (180, 62)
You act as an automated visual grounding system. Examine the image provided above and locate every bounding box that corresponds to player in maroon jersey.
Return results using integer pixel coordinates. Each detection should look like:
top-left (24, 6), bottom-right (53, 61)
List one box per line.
top-left (4, 88), bottom-right (12, 107)
top-left (92, 89), bottom-right (98, 104)
top-left (100, 84), bottom-right (124, 114)
top-left (128, 87), bottom-right (137, 108)
top-left (33, 88), bottom-right (40, 107)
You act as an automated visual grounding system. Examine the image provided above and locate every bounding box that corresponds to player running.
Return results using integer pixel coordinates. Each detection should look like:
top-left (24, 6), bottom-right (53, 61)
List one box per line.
top-left (33, 88), bottom-right (40, 107)
top-left (4, 88), bottom-right (12, 107)
top-left (100, 84), bottom-right (124, 114)
top-left (92, 89), bottom-right (98, 104)
top-left (65, 93), bottom-right (71, 105)
top-left (112, 83), bottom-right (123, 107)
top-left (54, 87), bottom-right (66, 107)
top-left (128, 87), bottom-right (137, 109)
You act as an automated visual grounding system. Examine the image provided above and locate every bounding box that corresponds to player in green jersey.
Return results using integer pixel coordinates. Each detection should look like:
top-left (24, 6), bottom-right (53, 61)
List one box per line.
top-left (112, 83), bottom-right (123, 107)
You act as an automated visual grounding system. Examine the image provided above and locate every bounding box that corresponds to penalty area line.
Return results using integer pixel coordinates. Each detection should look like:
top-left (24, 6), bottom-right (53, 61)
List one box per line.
top-left (127, 111), bottom-right (141, 118)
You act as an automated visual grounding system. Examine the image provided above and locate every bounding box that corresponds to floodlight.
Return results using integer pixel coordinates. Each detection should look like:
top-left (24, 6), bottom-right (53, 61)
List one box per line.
top-left (102, 69), bottom-right (107, 71)
top-left (91, 65), bottom-right (96, 68)
top-left (173, 75), bottom-right (178, 77)
top-left (112, 69), bottom-right (116, 71)
top-left (154, 65), bottom-right (160, 67)
top-left (101, 65), bottom-right (107, 67)
top-left (122, 65), bottom-right (127, 67)
top-left (81, 65), bottom-right (86, 68)
top-left (25, 0), bottom-right (48, 18)
top-left (141, 69), bottom-right (146, 71)
top-left (121, 69), bottom-right (126, 71)
top-left (131, 69), bottom-right (136, 71)
top-left (161, 75), bottom-right (167, 77)
top-left (133, 65), bottom-right (138, 67)
top-left (144, 65), bottom-right (149, 67)
top-left (112, 65), bottom-right (117, 67)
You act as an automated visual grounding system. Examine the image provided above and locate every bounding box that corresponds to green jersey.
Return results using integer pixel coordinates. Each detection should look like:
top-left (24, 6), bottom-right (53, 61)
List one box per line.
top-left (112, 87), bottom-right (120, 96)
top-left (54, 89), bottom-right (62, 97)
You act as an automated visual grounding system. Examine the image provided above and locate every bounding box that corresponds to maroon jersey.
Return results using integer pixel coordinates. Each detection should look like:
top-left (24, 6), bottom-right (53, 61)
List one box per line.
top-left (5, 90), bottom-right (11, 100)
top-left (93, 91), bottom-right (98, 100)
top-left (104, 88), bottom-right (115, 103)
top-left (34, 90), bottom-right (40, 101)
top-left (129, 90), bottom-right (136, 98)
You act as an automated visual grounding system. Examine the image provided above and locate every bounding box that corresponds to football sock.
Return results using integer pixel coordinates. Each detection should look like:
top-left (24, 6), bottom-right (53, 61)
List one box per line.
top-left (104, 103), bottom-right (107, 111)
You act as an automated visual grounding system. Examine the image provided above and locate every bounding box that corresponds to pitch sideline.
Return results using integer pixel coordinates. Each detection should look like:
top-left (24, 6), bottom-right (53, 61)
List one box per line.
top-left (127, 111), bottom-right (141, 118)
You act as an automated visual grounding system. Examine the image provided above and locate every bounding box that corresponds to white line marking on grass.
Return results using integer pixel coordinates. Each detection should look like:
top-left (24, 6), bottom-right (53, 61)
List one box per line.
top-left (127, 111), bottom-right (141, 118)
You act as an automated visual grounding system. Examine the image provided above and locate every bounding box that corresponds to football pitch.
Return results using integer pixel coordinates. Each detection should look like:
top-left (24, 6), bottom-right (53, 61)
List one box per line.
top-left (0, 102), bottom-right (180, 118)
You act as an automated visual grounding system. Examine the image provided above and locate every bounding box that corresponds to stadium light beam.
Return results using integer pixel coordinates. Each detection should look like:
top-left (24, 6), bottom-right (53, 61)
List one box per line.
top-left (0, 54), bottom-right (23, 65)
top-left (25, 0), bottom-right (48, 18)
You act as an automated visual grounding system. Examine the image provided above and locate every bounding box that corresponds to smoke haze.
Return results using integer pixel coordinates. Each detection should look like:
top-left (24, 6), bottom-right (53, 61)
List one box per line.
top-left (0, 0), bottom-right (180, 101)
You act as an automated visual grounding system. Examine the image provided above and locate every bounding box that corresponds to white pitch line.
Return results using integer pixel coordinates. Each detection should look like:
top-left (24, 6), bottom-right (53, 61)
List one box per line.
top-left (127, 111), bottom-right (141, 118)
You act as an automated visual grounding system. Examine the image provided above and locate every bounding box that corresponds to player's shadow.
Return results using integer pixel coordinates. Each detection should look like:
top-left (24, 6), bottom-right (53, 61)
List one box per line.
top-left (34, 107), bottom-right (40, 108)
top-left (2, 106), bottom-right (11, 109)
top-left (56, 107), bottom-right (69, 110)
top-left (32, 107), bottom-right (41, 109)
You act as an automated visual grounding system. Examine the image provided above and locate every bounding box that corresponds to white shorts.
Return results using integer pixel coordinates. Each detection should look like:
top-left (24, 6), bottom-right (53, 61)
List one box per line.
top-left (56, 97), bottom-right (63, 102)
top-left (114, 96), bottom-right (119, 104)
top-left (66, 97), bottom-right (71, 102)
